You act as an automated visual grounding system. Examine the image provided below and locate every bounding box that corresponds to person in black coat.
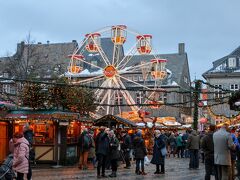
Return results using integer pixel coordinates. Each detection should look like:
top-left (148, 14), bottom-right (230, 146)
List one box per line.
top-left (121, 130), bottom-right (132, 169)
top-left (23, 123), bottom-right (34, 180)
top-left (78, 128), bottom-right (91, 170)
top-left (151, 130), bottom-right (166, 174)
top-left (108, 130), bottom-right (120, 178)
top-left (95, 127), bottom-right (110, 178)
top-left (133, 131), bottom-right (147, 175)
top-left (201, 124), bottom-right (216, 180)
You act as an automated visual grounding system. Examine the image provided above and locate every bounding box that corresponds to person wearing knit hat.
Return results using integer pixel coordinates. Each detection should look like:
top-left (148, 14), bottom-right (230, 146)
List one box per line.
top-left (121, 129), bottom-right (132, 169)
top-left (133, 130), bottom-right (147, 175)
top-left (95, 127), bottom-right (110, 178)
top-left (108, 130), bottom-right (120, 177)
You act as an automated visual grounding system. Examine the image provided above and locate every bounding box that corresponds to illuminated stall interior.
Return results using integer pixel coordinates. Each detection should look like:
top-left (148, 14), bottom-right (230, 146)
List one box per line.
top-left (5, 110), bottom-right (89, 163)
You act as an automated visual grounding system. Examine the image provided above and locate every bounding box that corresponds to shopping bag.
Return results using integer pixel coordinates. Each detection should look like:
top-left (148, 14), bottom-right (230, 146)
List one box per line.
top-left (144, 156), bottom-right (150, 165)
top-left (161, 147), bottom-right (167, 156)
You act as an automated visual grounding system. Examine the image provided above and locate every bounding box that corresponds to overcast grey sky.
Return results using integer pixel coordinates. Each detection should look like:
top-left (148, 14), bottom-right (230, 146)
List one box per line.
top-left (0, 0), bottom-right (240, 80)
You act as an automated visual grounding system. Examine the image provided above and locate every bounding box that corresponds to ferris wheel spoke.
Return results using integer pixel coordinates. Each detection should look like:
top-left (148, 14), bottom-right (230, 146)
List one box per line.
top-left (116, 40), bottom-right (139, 69)
top-left (71, 75), bottom-right (104, 85)
top-left (118, 61), bottom-right (152, 73)
top-left (73, 56), bottom-right (103, 70)
top-left (106, 80), bottom-right (113, 114)
top-left (95, 79), bottom-right (110, 101)
top-left (91, 36), bottom-right (111, 66)
top-left (116, 90), bottom-right (122, 114)
top-left (112, 43), bottom-right (116, 65)
top-left (112, 77), bottom-right (138, 111)
top-left (116, 78), bottom-right (139, 111)
top-left (116, 74), bottom-right (152, 90)
top-left (96, 89), bottom-right (110, 111)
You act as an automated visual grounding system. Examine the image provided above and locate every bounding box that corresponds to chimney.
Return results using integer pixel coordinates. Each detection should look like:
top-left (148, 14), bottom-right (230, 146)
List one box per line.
top-left (16, 41), bottom-right (25, 54)
top-left (178, 43), bottom-right (185, 54)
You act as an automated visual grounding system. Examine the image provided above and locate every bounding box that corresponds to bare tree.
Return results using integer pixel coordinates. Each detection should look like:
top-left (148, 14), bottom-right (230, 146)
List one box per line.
top-left (5, 32), bottom-right (42, 80)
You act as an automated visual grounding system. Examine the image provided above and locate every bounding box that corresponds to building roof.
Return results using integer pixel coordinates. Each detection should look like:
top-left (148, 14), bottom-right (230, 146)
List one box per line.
top-left (94, 114), bottom-right (137, 127)
top-left (0, 41), bottom-right (78, 78)
top-left (0, 38), bottom-right (190, 89)
top-left (203, 46), bottom-right (240, 79)
top-left (71, 38), bottom-right (190, 88)
top-left (126, 53), bottom-right (189, 87)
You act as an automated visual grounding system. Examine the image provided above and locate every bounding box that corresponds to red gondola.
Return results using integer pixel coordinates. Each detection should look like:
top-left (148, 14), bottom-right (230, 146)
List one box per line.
top-left (111, 25), bottom-right (127, 45)
top-left (85, 33), bottom-right (101, 52)
top-left (136, 35), bottom-right (152, 54)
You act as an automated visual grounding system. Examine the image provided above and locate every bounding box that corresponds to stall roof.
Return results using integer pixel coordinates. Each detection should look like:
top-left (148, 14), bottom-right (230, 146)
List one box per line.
top-left (94, 114), bottom-right (137, 127)
top-left (4, 110), bottom-right (83, 120)
top-left (0, 101), bottom-right (17, 110)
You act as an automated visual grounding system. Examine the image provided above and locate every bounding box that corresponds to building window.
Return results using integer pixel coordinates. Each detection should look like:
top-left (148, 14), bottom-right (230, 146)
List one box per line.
top-left (228, 57), bottom-right (237, 68)
top-left (91, 60), bottom-right (98, 68)
top-left (160, 92), bottom-right (167, 103)
top-left (115, 94), bottom-right (123, 105)
top-left (214, 84), bottom-right (223, 98)
top-left (3, 72), bottom-right (9, 78)
top-left (3, 84), bottom-right (11, 93)
top-left (139, 75), bottom-right (143, 81)
top-left (133, 75), bottom-right (138, 81)
top-left (230, 84), bottom-right (239, 91)
top-left (127, 76), bottom-right (132, 81)
top-left (136, 92), bottom-right (143, 104)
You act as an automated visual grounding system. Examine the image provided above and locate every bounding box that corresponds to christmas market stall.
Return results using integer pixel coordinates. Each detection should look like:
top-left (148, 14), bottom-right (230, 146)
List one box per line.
top-left (4, 110), bottom-right (92, 165)
top-left (0, 101), bottom-right (16, 162)
top-left (94, 114), bottom-right (137, 128)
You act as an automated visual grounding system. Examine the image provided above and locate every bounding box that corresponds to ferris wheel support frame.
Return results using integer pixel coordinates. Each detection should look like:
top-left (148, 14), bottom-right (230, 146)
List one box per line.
top-left (117, 40), bottom-right (140, 69)
top-left (67, 25), bottom-right (168, 116)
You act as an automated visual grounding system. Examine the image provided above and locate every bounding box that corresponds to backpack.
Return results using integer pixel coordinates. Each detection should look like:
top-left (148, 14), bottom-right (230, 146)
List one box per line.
top-left (19, 143), bottom-right (35, 162)
top-left (29, 146), bottom-right (35, 161)
top-left (83, 135), bottom-right (91, 149)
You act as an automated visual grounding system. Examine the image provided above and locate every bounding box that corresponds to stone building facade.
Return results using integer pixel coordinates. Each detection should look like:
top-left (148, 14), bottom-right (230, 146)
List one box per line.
top-left (202, 45), bottom-right (240, 122)
top-left (0, 39), bottom-right (192, 122)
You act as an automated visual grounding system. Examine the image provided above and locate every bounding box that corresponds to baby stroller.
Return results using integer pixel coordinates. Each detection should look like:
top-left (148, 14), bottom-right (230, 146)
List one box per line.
top-left (0, 154), bottom-right (15, 180)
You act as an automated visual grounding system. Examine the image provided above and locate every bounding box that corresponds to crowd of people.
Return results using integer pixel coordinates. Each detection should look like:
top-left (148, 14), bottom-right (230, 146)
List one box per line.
top-left (78, 124), bottom-right (240, 180)
top-left (78, 126), bottom-right (194, 178)
top-left (7, 123), bottom-right (240, 180)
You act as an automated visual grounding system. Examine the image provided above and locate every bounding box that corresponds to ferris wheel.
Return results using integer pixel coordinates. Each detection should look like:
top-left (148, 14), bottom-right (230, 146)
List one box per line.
top-left (66, 25), bottom-right (168, 117)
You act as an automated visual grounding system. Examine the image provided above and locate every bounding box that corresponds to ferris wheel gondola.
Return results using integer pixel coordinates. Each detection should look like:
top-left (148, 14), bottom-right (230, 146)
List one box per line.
top-left (66, 25), bottom-right (168, 116)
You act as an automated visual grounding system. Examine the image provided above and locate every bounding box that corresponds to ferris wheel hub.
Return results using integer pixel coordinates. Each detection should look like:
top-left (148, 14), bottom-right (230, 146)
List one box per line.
top-left (103, 65), bottom-right (117, 78)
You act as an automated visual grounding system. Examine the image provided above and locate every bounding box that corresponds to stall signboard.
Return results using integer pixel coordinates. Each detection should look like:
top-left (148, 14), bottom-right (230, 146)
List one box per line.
top-left (59, 121), bottom-right (69, 126)
top-left (52, 113), bottom-right (80, 120)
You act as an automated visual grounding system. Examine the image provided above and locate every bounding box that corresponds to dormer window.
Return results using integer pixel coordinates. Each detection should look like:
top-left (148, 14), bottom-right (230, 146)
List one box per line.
top-left (228, 57), bottom-right (237, 68)
top-left (3, 72), bottom-right (9, 78)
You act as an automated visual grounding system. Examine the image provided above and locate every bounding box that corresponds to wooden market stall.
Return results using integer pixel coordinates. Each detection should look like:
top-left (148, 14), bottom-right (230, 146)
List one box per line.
top-left (94, 114), bottom-right (137, 128)
top-left (4, 110), bottom-right (93, 165)
top-left (0, 101), bottom-right (16, 162)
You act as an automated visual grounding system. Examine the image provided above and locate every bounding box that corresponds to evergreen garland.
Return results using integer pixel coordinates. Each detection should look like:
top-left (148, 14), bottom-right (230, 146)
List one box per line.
top-left (228, 90), bottom-right (240, 111)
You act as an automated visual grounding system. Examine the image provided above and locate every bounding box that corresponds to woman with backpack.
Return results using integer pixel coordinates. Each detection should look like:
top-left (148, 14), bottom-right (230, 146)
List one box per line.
top-left (78, 128), bottom-right (91, 170)
top-left (133, 131), bottom-right (147, 175)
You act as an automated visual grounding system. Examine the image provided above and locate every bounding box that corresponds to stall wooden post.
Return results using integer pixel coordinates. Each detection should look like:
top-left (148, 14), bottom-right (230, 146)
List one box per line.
top-left (59, 124), bottom-right (67, 165)
top-left (54, 121), bottom-right (59, 163)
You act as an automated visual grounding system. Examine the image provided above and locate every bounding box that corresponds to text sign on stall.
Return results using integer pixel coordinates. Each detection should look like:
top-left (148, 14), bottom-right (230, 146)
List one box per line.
top-left (59, 121), bottom-right (69, 126)
top-left (52, 113), bottom-right (80, 120)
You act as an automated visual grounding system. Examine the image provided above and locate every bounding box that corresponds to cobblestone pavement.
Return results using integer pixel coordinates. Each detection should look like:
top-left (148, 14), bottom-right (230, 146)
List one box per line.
top-left (32, 157), bottom-right (209, 180)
